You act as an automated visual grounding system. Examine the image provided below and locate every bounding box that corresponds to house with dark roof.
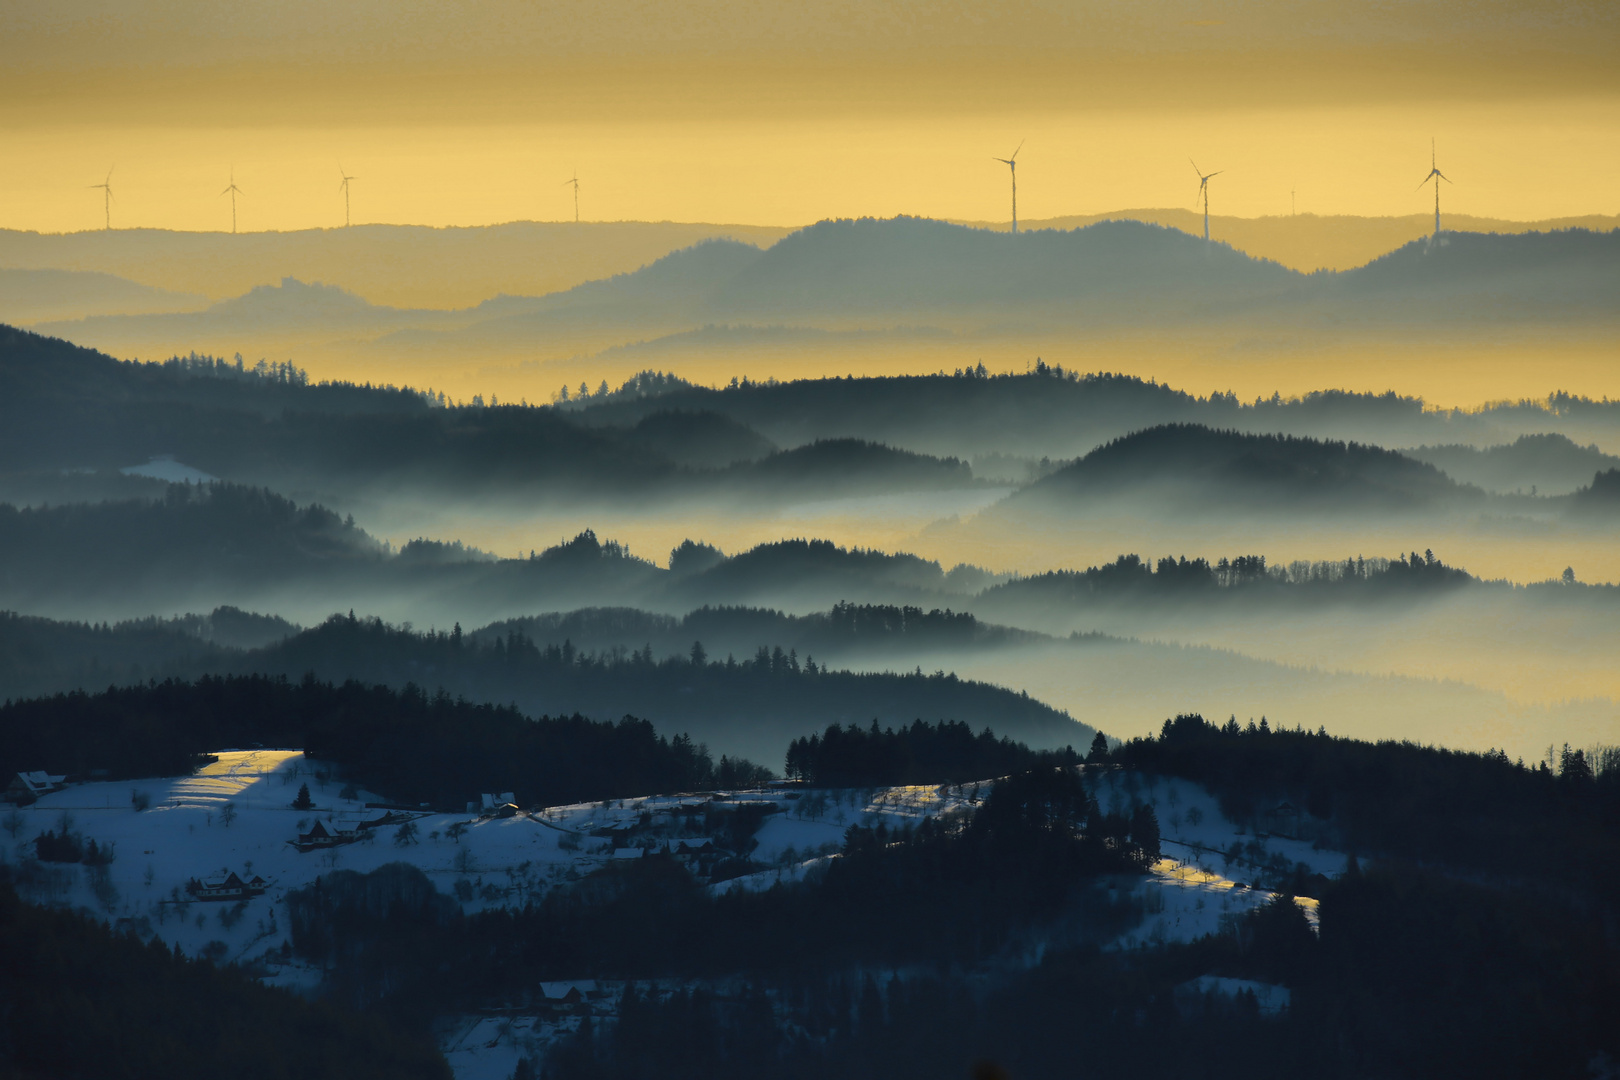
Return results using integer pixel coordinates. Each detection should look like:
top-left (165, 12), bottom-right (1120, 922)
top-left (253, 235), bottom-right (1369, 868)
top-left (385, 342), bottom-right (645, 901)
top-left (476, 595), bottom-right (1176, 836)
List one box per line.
top-left (6, 771), bottom-right (68, 804)
top-left (187, 870), bottom-right (269, 901)
top-left (289, 819), bottom-right (358, 852)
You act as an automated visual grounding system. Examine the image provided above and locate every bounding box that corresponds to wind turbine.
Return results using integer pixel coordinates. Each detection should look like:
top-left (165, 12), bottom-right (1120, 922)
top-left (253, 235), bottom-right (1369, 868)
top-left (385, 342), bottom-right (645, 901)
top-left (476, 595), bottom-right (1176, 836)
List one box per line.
top-left (221, 167), bottom-right (244, 234)
top-left (1417, 138), bottom-right (1451, 239)
top-left (1191, 160), bottom-right (1222, 242)
top-left (992, 141), bottom-right (1023, 234)
top-left (563, 172), bottom-right (580, 223)
top-left (338, 165), bottom-right (356, 227)
top-left (88, 167), bottom-right (114, 230)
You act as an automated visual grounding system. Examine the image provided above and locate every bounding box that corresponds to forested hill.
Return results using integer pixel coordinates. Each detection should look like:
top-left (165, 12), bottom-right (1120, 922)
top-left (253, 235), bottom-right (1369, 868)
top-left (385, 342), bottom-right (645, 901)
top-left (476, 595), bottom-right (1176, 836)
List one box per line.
top-left (230, 613), bottom-right (1093, 765)
top-left (476, 600), bottom-right (1041, 660)
top-left (1, 327), bottom-right (976, 497)
top-left (0, 880), bottom-right (451, 1080)
top-left (570, 366), bottom-right (1620, 462)
top-left (1008, 424), bottom-right (1478, 512)
top-left (0, 609), bottom-right (1089, 766)
top-left (0, 484), bottom-right (386, 606)
top-left (0, 490), bottom-right (994, 615)
top-left (0, 322), bottom-right (428, 418)
top-left (1334, 227), bottom-right (1620, 312)
top-left (9, 326), bottom-right (1620, 493)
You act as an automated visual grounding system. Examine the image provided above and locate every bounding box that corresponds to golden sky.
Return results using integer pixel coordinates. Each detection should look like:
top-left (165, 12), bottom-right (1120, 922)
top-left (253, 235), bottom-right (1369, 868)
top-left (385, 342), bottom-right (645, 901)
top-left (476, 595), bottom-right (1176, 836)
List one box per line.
top-left (2, 1), bottom-right (1616, 232)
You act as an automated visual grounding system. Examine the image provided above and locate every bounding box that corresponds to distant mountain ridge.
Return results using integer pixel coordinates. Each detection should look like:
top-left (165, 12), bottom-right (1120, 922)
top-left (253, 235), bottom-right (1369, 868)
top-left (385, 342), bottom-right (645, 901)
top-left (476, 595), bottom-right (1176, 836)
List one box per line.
top-left (26, 220), bottom-right (1619, 366)
top-left (0, 267), bottom-right (204, 324)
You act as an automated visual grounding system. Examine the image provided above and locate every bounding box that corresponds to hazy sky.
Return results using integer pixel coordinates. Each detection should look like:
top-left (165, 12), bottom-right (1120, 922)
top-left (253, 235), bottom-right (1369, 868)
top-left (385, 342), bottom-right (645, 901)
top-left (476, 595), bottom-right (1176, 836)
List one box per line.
top-left (3, 0), bottom-right (1616, 231)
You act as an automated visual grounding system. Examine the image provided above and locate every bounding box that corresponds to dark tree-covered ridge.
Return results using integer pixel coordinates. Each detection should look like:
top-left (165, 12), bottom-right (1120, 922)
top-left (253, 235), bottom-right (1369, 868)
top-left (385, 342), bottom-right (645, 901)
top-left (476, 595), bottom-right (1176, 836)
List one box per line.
top-left (0, 878), bottom-right (450, 1080)
top-left (784, 719), bottom-right (1080, 787)
top-left (0, 674), bottom-right (758, 809)
top-left (1106, 712), bottom-right (1620, 900)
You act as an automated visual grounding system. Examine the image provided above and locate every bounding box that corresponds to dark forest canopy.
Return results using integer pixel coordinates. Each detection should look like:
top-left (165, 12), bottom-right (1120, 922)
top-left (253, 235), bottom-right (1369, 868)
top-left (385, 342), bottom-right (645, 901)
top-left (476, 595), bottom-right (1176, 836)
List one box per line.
top-left (223, 612), bottom-right (1093, 764)
top-left (784, 719), bottom-right (1081, 787)
top-left (282, 764), bottom-right (1157, 1016)
top-left (1571, 467), bottom-right (1620, 513)
top-left (0, 673), bottom-right (767, 809)
top-left (0, 609), bottom-right (1093, 784)
top-left (1106, 712), bottom-right (1620, 901)
top-left (539, 860), bottom-right (1618, 1080)
top-left (978, 549), bottom-right (1480, 611)
top-left (479, 601), bottom-right (1039, 660)
top-left (0, 879), bottom-right (451, 1080)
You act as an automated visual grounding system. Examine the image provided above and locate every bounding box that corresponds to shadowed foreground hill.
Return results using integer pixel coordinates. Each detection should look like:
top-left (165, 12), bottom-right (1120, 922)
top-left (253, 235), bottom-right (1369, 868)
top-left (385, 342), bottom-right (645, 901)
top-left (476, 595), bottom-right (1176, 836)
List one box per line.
top-left (0, 881), bottom-right (450, 1080)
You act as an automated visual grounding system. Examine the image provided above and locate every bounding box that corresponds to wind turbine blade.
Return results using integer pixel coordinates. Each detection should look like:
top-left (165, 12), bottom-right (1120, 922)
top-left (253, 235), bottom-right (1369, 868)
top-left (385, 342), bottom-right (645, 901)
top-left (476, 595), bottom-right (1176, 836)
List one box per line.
top-left (1011, 139), bottom-right (1023, 160)
top-left (1207, 171), bottom-right (1223, 179)
top-left (1437, 171), bottom-right (1452, 183)
top-left (1190, 159), bottom-right (1202, 177)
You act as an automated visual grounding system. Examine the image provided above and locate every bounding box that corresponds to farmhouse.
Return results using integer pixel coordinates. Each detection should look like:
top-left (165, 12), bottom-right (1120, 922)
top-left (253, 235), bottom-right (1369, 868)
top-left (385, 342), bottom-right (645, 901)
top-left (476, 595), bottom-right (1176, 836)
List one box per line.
top-left (6, 771), bottom-right (68, 804)
top-left (186, 870), bottom-right (268, 901)
top-left (289, 819), bottom-right (359, 852)
top-left (538, 980), bottom-right (600, 1008)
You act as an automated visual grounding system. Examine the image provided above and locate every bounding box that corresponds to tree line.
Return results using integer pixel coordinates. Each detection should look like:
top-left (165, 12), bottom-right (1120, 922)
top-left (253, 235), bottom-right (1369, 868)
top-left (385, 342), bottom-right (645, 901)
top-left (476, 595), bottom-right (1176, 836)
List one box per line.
top-left (0, 673), bottom-right (767, 809)
top-left (783, 719), bottom-right (1080, 787)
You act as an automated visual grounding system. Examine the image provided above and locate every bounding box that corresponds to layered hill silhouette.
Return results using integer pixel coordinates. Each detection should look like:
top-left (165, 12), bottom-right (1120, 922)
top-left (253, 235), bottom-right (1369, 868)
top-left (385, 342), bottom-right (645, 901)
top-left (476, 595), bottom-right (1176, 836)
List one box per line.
top-left (0, 221), bottom-right (792, 308)
top-left (1407, 434), bottom-right (1620, 496)
top-left (7, 327), bottom-right (1619, 507)
top-left (25, 220), bottom-right (1619, 373)
top-left (0, 606), bottom-right (1092, 765)
top-left (571, 369), bottom-right (1620, 469)
top-left (1009, 424), bottom-right (1479, 514)
top-left (0, 327), bottom-right (982, 500)
top-left (0, 267), bottom-right (204, 324)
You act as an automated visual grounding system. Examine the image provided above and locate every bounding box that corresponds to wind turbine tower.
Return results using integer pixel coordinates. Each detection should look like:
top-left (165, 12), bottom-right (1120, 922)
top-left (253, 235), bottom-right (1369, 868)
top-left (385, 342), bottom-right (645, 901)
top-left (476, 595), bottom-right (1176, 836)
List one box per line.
top-left (88, 167), bottom-right (114, 230)
top-left (338, 165), bottom-right (356, 227)
top-left (992, 141), bottom-right (1023, 234)
top-left (1191, 160), bottom-right (1222, 242)
top-left (221, 168), bottom-right (244, 234)
top-left (564, 172), bottom-right (580, 222)
top-left (1417, 139), bottom-right (1451, 239)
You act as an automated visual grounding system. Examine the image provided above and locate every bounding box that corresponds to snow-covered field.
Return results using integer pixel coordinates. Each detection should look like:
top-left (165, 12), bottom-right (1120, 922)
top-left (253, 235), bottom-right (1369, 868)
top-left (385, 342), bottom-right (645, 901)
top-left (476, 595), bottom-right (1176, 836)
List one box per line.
top-left (3, 753), bottom-right (1343, 1078)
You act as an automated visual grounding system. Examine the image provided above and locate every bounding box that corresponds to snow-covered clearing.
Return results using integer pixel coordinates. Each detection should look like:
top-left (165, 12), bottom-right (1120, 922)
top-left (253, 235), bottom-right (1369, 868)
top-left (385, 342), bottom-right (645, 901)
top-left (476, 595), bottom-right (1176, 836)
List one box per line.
top-left (3, 755), bottom-right (1347, 1079)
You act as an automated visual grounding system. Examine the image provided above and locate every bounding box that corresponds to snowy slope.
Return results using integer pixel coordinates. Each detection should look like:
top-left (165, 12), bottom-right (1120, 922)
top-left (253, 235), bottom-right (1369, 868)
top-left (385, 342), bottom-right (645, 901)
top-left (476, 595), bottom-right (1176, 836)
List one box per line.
top-left (5, 753), bottom-right (1347, 1079)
